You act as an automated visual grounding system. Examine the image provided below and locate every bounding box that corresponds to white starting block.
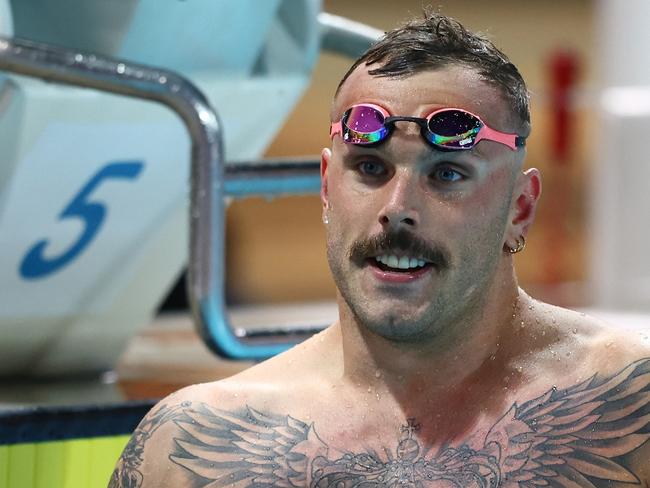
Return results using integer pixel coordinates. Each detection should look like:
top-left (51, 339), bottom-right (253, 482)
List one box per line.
top-left (0, 0), bottom-right (321, 375)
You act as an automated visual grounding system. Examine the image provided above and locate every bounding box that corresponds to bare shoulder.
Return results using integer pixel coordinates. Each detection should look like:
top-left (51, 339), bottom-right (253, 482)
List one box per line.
top-left (107, 384), bottom-right (225, 488)
top-left (521, 298), bottom-right (650, 376)
top-left (107, 328), bottom-right (341, 488)
top-left (514, 299), bottom-right (650, 483)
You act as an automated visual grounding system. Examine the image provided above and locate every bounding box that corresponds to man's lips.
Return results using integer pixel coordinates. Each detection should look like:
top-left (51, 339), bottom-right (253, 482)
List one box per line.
top-left (364, 257), bottom-right (434, 283)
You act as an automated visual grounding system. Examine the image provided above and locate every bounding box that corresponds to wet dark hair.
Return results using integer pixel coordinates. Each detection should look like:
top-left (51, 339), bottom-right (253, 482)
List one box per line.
top-left (336, 11), bottom-right (530, 134)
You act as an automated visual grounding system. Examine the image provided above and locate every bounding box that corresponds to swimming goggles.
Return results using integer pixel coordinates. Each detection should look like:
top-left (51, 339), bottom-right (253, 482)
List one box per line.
top-left (330, 103), bottom-right (526, 151)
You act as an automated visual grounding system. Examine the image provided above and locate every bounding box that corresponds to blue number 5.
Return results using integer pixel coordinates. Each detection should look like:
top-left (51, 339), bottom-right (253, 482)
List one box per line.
top-left (19, 161), bottom-right (144, 280)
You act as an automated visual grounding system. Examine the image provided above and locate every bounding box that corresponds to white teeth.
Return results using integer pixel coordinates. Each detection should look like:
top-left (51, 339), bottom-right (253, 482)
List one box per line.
top-left (374, 254), bottom-right (427, 270)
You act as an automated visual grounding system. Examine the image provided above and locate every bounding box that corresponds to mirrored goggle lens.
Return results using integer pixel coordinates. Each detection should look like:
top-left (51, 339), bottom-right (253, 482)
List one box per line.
top-left (427, 110), bottom-right (482, 148)
top-left (342, 105), bottom-right (387, 144)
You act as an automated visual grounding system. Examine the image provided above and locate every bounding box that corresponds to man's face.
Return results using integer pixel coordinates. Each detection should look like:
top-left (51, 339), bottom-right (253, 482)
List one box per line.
top-left (322, 64), bottom-right (526, 343)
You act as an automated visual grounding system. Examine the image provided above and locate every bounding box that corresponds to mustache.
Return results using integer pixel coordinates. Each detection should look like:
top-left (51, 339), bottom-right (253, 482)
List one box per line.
top-left (348, 228), bottom-right (451, 269)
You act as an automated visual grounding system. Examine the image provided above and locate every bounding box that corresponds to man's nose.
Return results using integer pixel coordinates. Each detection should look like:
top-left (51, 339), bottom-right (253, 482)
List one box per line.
top-left (377, 171), bottom-right (420, 229)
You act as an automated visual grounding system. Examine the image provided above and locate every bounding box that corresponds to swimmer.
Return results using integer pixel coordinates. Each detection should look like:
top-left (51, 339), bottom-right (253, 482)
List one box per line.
top-left (109, 11), bottom-right (650, 487)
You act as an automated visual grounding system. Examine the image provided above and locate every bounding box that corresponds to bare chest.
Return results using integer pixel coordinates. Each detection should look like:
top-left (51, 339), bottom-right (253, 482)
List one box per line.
top-left (167, 357), bottom-right (650, 487)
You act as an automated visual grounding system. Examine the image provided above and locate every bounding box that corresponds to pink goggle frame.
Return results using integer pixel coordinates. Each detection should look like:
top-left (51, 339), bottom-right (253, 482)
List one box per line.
top-left (330, 103), bottom-right (525, 151)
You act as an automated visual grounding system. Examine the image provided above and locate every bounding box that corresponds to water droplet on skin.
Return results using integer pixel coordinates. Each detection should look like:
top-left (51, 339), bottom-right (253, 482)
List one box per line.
top-left (367, 386), bottom-right (372, 393)
top-left (375, 370), bottom-right (382, 378)
top-left (552, 318), bottom-right (557, 324)
top-left (528, 305), bottom-right (534, 310)
top-left (489, 354), bottom-right (496, 361)
top-left (572, 328), bottom-right (578, 334)
top-left (520, 321), bottom-right (526, 329)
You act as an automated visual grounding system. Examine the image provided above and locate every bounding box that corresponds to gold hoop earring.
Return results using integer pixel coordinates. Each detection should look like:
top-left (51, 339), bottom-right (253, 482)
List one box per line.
top-left (506, 236), bottom-right (526, 254)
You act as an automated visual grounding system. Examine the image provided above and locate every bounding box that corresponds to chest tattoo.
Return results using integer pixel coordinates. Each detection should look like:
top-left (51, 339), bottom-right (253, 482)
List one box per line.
top-left (110, 358), bottom-right (650, 487)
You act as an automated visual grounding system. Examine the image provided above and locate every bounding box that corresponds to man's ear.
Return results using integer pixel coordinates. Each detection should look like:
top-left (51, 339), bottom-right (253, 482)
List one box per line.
top-left (505, 168), bottom-right (542, 246)
top-left (320, 148), bottom-right (331, 217)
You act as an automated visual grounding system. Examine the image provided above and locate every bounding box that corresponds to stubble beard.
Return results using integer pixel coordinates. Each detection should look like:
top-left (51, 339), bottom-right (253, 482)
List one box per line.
top-left (325, 234), bottom-right (453, 344)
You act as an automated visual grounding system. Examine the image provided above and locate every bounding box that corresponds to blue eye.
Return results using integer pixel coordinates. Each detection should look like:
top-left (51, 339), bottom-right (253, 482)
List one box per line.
top-left (433, 167), bottom-right (464, 182)
top-left (358, 161), bottom-right (386, 176)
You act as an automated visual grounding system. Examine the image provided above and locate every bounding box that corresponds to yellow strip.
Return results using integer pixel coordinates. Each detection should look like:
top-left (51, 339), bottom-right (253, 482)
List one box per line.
top-left (89, 436), bottom-right (131, 488)
top-left (35, 441), bottom-right (65, 488)
top-left (63, 439), bottom-right (91, 488)
top-left (7, 443), bottom-right (35, 488)
top-left (0, 435), bottom-right (130, 488)
top-left (0, 445), bottom-right (9, 488)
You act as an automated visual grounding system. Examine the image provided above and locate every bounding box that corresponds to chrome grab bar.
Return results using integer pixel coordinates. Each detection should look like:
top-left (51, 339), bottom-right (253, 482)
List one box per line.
top-left (0, 13), bottom-right (381, 361)
top-left (224, 158), bottom-right (320, 199)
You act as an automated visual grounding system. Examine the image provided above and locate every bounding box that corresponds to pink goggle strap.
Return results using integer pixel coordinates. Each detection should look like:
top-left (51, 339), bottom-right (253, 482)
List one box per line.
top-left (474, 125), bottom-right (519, 150)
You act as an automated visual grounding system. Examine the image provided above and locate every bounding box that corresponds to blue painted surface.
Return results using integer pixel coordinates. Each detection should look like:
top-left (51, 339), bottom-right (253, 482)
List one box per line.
top-left (19, 161), bottom-right (144, 280)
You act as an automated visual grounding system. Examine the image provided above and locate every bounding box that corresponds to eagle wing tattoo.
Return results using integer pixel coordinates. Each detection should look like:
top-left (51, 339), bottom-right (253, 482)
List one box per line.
top-left (170, 358), bottom-right (650, 487)
top-left (481, 357), bottom-right (650, 487)
top-left (170, 403), bottom-right (334, 487)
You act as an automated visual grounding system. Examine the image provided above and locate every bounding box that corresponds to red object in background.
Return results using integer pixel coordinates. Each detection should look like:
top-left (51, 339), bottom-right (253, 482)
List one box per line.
top-left (543, 50), bottom-right (581, 287)
top-left (549, 50), bottom-right (580, 163)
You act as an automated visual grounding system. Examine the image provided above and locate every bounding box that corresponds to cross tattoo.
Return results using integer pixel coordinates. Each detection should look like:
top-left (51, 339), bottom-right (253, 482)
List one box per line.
top-left (401, 418), bottom-right (421, 438)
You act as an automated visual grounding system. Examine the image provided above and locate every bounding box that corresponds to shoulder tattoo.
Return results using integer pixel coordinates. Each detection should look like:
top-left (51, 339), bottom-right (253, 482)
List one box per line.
top-left (108, 401), bottom-right (191, 488)
top-left (110, 358), bottom-right (650, 487)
